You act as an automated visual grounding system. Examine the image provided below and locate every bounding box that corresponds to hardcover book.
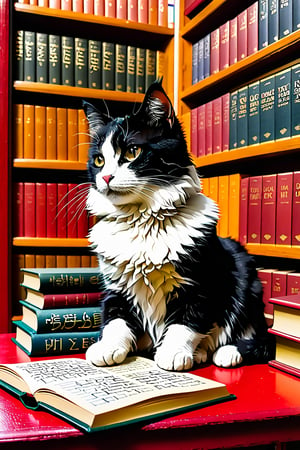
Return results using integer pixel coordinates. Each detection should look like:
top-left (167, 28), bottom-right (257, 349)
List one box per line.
top-left (145, 49), bottom-right (156, 91)
top-left (269, 294), bottom-right (300, 338)
top-left (237, 86), bottom-right (248, 147)
top-left (261, 174), bottom-right (277, 244)
top-left (88, 40), bottom-right (101, 89)
top-left (268, 0), bottom-right (279, 43)
top-left (276, 172), bottom-right (293, 245)
top-left (24, 182), bottom-right (36, 237)
top-left (275, 68), bottom-right (291, 140)
top-left (49, 35), bottom-right (61, 85)
top-left (287, 273), bottom-right (300, 296)
top-left (210, 28), bottom-right (219, 75)
top-left (222, 93), bottom-right (230, 151)
top-left (260, 75), bottom-right (275, 142)
top-left (35, 105), bottom-right (46, 159)
top-left (14, 182), bottom-right (24, 236)
top-left (36, 182), bottom-right (46, 238)
top-left (191, 108), bottom-right (198, 157)
top-left (237, 9), bottom-right (248, 61)
top-left (116, 0), bottom-right (127, 19)
top-left (57, 182), bottom-right (67, 238)
top-left (229, 91), bottom-right (238, 149)
top-left (294, 0), bottom-right (300, 31)
top-left (247, 176), bottom-right (262, 243)
top-left (24, 105), bottom-right (35, 158)
top-left (192, 41), bottom-right (199, 85)
top-left (292, 171), bottom-right (300, 245)
top-left (247, 2), bottom-right (258, 55)
top-left (46, 106), bottom-right (57, 160)
top-left (46, 183), bottom-right (57, 238)
top-left (229, 17), bottom-right (237, 65)
top-left (271, 270), bottom-right (290, 298)
top-left (136, 47), bottom-right (146, 93)
top-left (75, 38), bottom-right (88, 88)
top-left (218, 175), bottom-right (229, 237)
top-left (279, 0), bottom-right (292, 38)
top-left (57, 108), bottom-right (67, 160)
top-left (23, 288), bottom-right (102, 309)
top-left (0, 356), bottom-right (233, 432)
top-left (205, 101), bottom-right (213, 154)
top-left (228, 173), bottom-right (241, 241)
top-left (15, 30), bottom-right (24, 81)
top-left (197, 38), bottom-right (204, 82)
top-left (268, 328), bottom-right (300, 374)
top-left (258, 268), bottom-right (275, 324)
top-left (248, 81), bottom-right (260, 145)
top-left (258, 0), bottom-right (268, 49)
top-left (197, 104), bottom-right (206, 157)
top-left (116, 44), bottom-right (127, 92)
top-left (126, 46), bottom-right (136, 93)
top-left (291, 64), bottom-right (300, 136)
top-left (62, 36), bottom-right (74, 86)
top-left (212, 97), bottom-right (222, 153)
top-left (102, 42), bottom-right (115, 90)
top-left (36, 33), bottom-right (48, 83)
top-left (13, 104), bottom-right (24, 159)
top-left (203, 34), bottom-right (210, 78)
top-left (219, 21), bottom-right (229, 71)
top-left (67, 108), bottom-right (78, 161)
top-left (24, 31), bottom-right (36, 82)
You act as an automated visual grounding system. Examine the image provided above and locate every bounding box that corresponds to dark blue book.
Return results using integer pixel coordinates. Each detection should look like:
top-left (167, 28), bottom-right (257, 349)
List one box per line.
top-left (275, 68), bottom-right (291, 140)
top-left (268, 0), bottom-right (279, 44)
top-left (229, 90), bottom-right (238, 150)
top-left (192, 41), bottom-right (199, 85)
top-left (259, 0), bottom-right (268, 49)
top-left (279, 0), bottom-right (292, 38)
top-left (237, 86), bottom-right (248, 148)
top-left (198, 38), bottom-right (204, 81)
top-left (260, 75), bottom-right (275, 142)
top-left (293, 0), bottom-right (300, 31)
top-left (292, 63), bottom-right (300, 136)
top-left (248, 81), bottom-right (260, 145)
top-left (203, 34), bottom-right (210, 78)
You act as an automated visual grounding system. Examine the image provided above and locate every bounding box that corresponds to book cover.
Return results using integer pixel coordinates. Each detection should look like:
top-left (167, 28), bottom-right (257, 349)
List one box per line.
top-left (128, 0), bottom-right (138, 21)
top-left (24, 182), bottom-right (36, 237)
top-left (279, 0), bottom-right (292, 38)
top-left (287, 273), bottom-right (300, 295)
top-left (46, 183), bottom-right (57, 238)
top-left (258, 0), bottom-right (268, 49)
top-left (88, 40), bottom-right (101, 89)
top-left (57, 183), bottom-right (67, 238)
top-left (228, 173), bottom-right (241, 241)
top-left (292, 171), bottom-right (300, 245)
top-left (205, 101), bottom-right (212, 154)
top-left (115, 44), bottom-right (126, 92)
top-left (271, 270), bottom-right (290, 297)
top-left (294, 0), bottom-right (300, 31)
top-left (24, 104), bottom-right (35, 159)
top-left (260, 75), bottom-right (275, 142)
top-left (36, 183), bottom-right (46, 238)
top-left (102, 42), bottom-right (115, 90)
top-left (237, 86), bottom-right (248, 148)
top-left (219, 21), bottom-right (229, 71)
top-left (145, 49), bottom-right (156, 91)
top-left (269, 294), bottom-right (300, 340)
top-left (62, 36), bottom-right (74, 86)
top-left (34, 105), bottom-right (46, 159)
top-left (36, 33), bottom-right (48, 83)
top-left (203, 34), bottom-right (210, 78)
top-left (276, 172), bottom-right (293, 245)
top-left (46, 106), bottom-right (57, 160)
top-left (291, 63), bottom-right (300, 137)
top-left (75, 38), bottom-right (88, 88)
top-left (13, 321), bottom-right (100, 356)
top-left (57, 108), bottom-right (67, 161)
top-left (212, 97), bottom-right (222, 153)
top-left (229, 17), bottom-right (237, 65)
top-left (67, 108), bottom-right (78, 161)
top-left (237, 9), bottom-right (247, 61)
top-left (218, 175), bottom-right (229, 238)
top-left (24, 31), bottom-right (36, 82)
top-left (268, 0), bottom-right (279, 43)
top-left (126, 46), bottom-right (136, 93)
top-left (258, 269), bottom-right (275, 323)
top-left (248, 81), bottom-right (260, 145)
top-left (261, 174), bottom-right (277, 244)
top-left (197, 104), bottom-right (206, 157)
top-left (210, 28), bottom-right (219, 75)
top-left (13, 104), bottom-right (24, 159)
top-left (190, 108), bottom-right (198, 157)
top-left (248, 176), bottom-right (262, 243)
top-left (49, 35), bottom-right (61, 85)
top-left (275, 68), bottom-right (291, 140)
top-left (197, 38), bottom-right (204, 82)
top-left (229, 91), bottom-right (238, 150)
top-left (268, 328), bottom-right (300, 372)
top-left (222, 93), bottom-right (230, 151)
top-left (136, 47), bottom-right (146, 93)
top-left (24, 288), bottom-right (102, 309)
top-left (247, 1), bottom-right (258, 55)
top-left (15, 30), bottom-right (24, 81)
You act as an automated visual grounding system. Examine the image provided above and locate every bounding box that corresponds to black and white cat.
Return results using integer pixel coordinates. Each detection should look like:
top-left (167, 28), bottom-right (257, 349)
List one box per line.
top-left (83, 80), bottom-right (274, 371)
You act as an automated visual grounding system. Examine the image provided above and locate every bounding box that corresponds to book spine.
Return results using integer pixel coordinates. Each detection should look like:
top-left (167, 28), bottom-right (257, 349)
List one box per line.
top-left (126, 46), bottom-right (136, 92)
top-left (94, 0), bottom-right (104, 15)
top-left (237, 86), bottom-right (248, 148)
top-left (73, 0), bottom-right (84, 12)
top-left (279, 0), bottom-right (292, 38)
top-left (228, 173), bottom-right (241, 241)
top-left (239, 177), bottom-right (249, 245)
top-left (205, 100), bottom-right (213, 154)
top-left (258, 0), bottom-right (268, 49)
top-left (257, 269), bottom-right (274, 324)
top-left (88, 40), bottom-right (101, 89)
top-left (15, 30), bottom-right (24, 81)
top-left (57, 108), bottom-right (67, 160)
top-left (275, 68), bottom-right (291, 140)
top-left (292, 171), bottom-right (300, 245)
top-left (14, 104), bottom-right (24, 158)
top-left (260, 75), bottom-right (275, 142)
top-left (158, 0), bottom-right (168, 27)
top-left (128, 0), bottom-right (138, 21)
top-left (191, 108), bottom-right (198, 157)
top-left (36, 183), bottom-right (46, 238)
top-left (294, 0), bottom-right (300, 31)
top-left (102, 42), bottom-right (115, 90)
top-left (34, 105), bottom-right (46, 159)
top-left (219, 21), bottom-right (229, 71)
top-left (14, 182), bottom-right (24, 237)
top-left (222, 93), bottom-right (230, 151)
top-left (57, 183), bottom-right (68, 238)
top-left (229, 91), bottom-right (238, 149)
top-left (229, 17), bottom-right (237, 65)
top-left (67, 108), bottom-right (78, 161)
top-left (83, 0), bottom-right (93, 13)
top-left (203, 34), bottom-right (210, 78)
top-left (276, 172), bottom-right (293, 245)
top-left (237, 9), bottom-right (248, 61)
top-left (212, 97), bottom-right (222, 153)
top-left (24, 31), bottom-right (36, 82)
top-left (248, 81), bottom-right (260, 145)
top-left (24, 104), bottom-right (35, 159)
top-left (145, 49), bottom-right (156, 91)
top-left (75, 38), bottom-right (88, 88)
top-left (116, 0), bottom-right (126, 19)
top-left (138, 0), bottom-right (148, 23)
top-left (192, 42), bottom-right (198, 85)
top-left (49, 35), bottom-right (61, 85)
top-left (197, 104), bottom-right (206, 157)
top-left (148, 0), bottom-right (158, 25)
top-left (198, 38), bottom-right (204, 82)
top-left (218, 175), bottom-right (229, 237)
top-left (287, 273), bottom-right (300, 295)
top-left (34, 292), bottom-right (102, 308)
top-left (269, 0), bottom-right (279, 43)
top-left (78, 109), bottom-right (89, 162)
top-left (46, 182), bottom-right (57, 238)
top-left (61, 0), bottom-right (72, 9)
top-left (46, 106), bottom-right (57, 159)
top-left (248, 175), bottom-right (262, 243)
top-left (36, 33), bottom-right (48, 83)
top-left (28, 270), bottom-right (102, 293)
top-left (24, 182), bottom-right (36, 237)
top-left (271, 270), bottom-right (289, 297)
top-left (115, 44), bottom-right (127, 92)
top-left (210, 28), bottom-right (219, 75)
top-left (291, 63), bottom-right (300, 137)
top-left (261, 174), bottom-right (277, 244)
top-left (247, 1), bottom-right (258, 55)
top-left (62, 36), bottom-right (74, 86)
top-left (136, 47), bottom-right (146, 93)
top-left (67, 183), bottom-right (78, 238)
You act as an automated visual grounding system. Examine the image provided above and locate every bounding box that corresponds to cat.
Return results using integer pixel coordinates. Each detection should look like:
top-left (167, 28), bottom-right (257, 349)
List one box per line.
top-left (82, 79), bottom-right (275, 371)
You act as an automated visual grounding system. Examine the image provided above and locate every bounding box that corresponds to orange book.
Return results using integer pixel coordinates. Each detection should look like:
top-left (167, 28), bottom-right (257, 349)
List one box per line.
top-left (218, 175), bottom-right (229, 238)
top-left (24, 104), bottom-right (35, 159)
top-left (45, 255), bottom-right (56, 267)
top-left (72, 0), bottom-right (83, 11)
top-left (78, 109), bottom-right (89, 163)
top-left (34, 105), bottom-right (46, 159)
top-left (228, 173), bottom-right (241, 241)
top-left (158, 0), bottom-right (168, 27)
top-left (57, 107), bottom-right (67, 160)
top-left (67, 108), bottom-right (79, 161)
top-left (46, 107), bottom-right (57, 160)
top-left (148, 0), bottom-right (158, 25)
top-left (13, 104), bottom-right (24, 159)
top-left (35, 254), bottom-right (46, 268)
top-left (61, 0), bottom-right (72, 9)
top-left (156, 50), bottom-right (165, 79)
top-left (56, 255), bottom-right (68, 267)
top-left (67, 255), bottom-right (82, 267)
top-left (94, 0), bottom-right (104, 15)
top-left (84, 0), bottom-right (94, 13)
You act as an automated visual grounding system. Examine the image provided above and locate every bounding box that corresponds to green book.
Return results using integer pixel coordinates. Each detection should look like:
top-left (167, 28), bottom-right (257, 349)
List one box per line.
top-left (292, 63), bottom-right (300, 136)
top-left (279, 0), bottom-right (292, 38)
top-left (275, 68), bottom-right (291, 140)
top-left (13, 321), bottom-right (101, 356)
top-left (20, 300), bottom-right (101, 334)
top-left (24, 31), bottom-right (36, 82)
top-left (15, 30), bottom-right (24, 81)
top-left (88, 40), bottom-right (101, 89)
top-left (115, 44), bottom-right (127, 92)
top-left (229, 90), bottom-right (238, 149)
top-left (268, 0), bottom-right (279, 44)
top-left (145, 49), bottom-right (156, 91)
top-left (62, 36), bottom-right (74, 86)
top-left (237, 86), bottom-right (248, 148)
top-left (75, 38), bottom-right (88, 88)
top-left (36, 33), bottom-right (48, 83)
top-left (136, 47), bottom-right (146, 94)
top-left (248, 81), bottom-right (260, 145)
top-left (49, 34), bottom-right (61, 85)
top-left (20, 267), bottom-right (102, 294)
top-left (260, 75), bottom-right (275, 142)
top-left (102, 42), bottom-right (115, 90)
top-left (126, 46), bottom-right (136, 93)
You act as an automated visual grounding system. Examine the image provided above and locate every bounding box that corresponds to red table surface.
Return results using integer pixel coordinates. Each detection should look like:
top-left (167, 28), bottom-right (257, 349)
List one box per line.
top-left (0, 333), bottom-right (300, 449)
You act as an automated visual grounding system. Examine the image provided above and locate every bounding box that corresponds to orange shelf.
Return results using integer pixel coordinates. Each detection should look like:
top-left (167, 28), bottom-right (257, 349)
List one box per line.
top-left (13, 159), bottom-right (87, 170)
top-left (13, 237), bottom-right (89, 248)
top-left (246, 244), bottom-right (300, 259)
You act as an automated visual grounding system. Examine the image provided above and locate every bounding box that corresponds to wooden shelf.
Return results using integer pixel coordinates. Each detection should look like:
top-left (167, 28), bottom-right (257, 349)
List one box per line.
top-left (13, 159), bottom-right (87, 170)
top-left (246, 244), bottom-right (300, 259)
top-left (13, 237), bottom-right (89, 247)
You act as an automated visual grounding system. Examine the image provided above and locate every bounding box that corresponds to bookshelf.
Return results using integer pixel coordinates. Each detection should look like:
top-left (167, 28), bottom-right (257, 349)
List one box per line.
top-left (0, 1), bottom-right (174, 331)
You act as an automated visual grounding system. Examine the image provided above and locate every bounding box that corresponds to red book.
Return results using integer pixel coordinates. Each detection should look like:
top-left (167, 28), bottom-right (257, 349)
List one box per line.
top-left (191, 108), bottom-right (198, 157)
top-left (219, 21), bottom-right (229, 71)
top-left (94, 0), bottom-right (104, 14)
top-left (229, 17), bottom-right (238, 65)
top-left (212, 97), bottom-right (222, 153)
top-left (116, 0), bottom-right (126, 19)
top-left (36, 182), bottom-right (46, 238)
top-left (14, 182), bottom-right (24, 237)
top-left (49, 0), bottom-right (60, 7)
top-left (239, 177), bottom-right (249, 245)
top-left (158, 0), bottom-right (168, 27)
top-left (247, 175), bottom-right (262, 243)
top-left (24, 183), bottom-right (36, 237)
top-left (83, 0), bottom-right (94, 13)
top-left (57, 183), bottom-right (68, 238)
top-left (247, 1), bottom-right (258, 56)
top-left (276, 172), bottom-right (293, 245)
top-left (287, 273), bottom-right (300, 295)
top-left (128, 0), bottom-right (138, 21)
top-left (237, 9), bottom-right (248, 61)
top-left (46, 183), bottom-right (57, 238)
top-left (72, 0), bottom-right (83, 10)
top-left (222, 93), bottom-right (230, 151)
top-left (210, 28), bottom-right (220, 75)
top-left (138, 0), bottom-right (148, 23)
top-left (61, 0), bottom-right (72, 9)
top-left (261, 174), bottom-right (277, 244)
top-left (25, 289), bottom-right (103, 309)
top-left (105, 0), bottom-right (116, 16)
top-left (268, 359), bottom-right (300, 378)
top-left (292, 171), bottom-right (300, 246)
top-left (77, 185), bottom-right (89, 238)
top-left (205, 101), bottom-right (213, 154)
top-left (197, 104), bottom-right (206, 157)
top-left (271, 270), bottom-right (291, 298)
top-left (67, 183), bottom-right (78, 238)
top-left (258, 268), bottom-right (275, 325)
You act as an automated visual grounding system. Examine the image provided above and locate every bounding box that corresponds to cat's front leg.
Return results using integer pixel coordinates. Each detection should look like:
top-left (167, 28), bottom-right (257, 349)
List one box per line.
top-left (154, 324), bottom-right (205, 371)
top-left (86, 318), bottom-right (135, 366)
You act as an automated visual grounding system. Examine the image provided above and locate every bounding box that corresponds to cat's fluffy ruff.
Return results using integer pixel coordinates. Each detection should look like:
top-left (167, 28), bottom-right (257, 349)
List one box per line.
top-left (83, 80), bottom-right (275, 371)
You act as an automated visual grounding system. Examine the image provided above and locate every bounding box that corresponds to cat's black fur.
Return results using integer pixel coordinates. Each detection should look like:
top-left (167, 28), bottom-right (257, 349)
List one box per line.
top-left (83, 80), bottom-right (275, 371)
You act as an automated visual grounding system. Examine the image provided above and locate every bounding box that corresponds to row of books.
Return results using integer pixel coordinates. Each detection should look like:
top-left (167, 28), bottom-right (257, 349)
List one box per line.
top-left (192, 0), bottom-right (300, 85)
top-left (14, 105), bottom-right (89, 161)
top-left (16, 31), bottom-right (158, 93)
top-left (239, 172), bottom-right (300, 246)
top-left (14, 182), bottom-right (93, 239)
top-left (190, 63), bottom-right (300, 157)
top-left (13, 267), bottom-right (103, 356)
top-left (18, 0), bottom-right (173, 28)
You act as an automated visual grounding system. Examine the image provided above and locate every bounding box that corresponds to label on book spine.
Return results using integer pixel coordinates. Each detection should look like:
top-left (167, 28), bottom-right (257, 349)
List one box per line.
top-left (49, 35), bottom-right (61, 85)
top-left (275, 68), bottom-right (291, 140)
top-left (237, 86), bottom-right (248, 147)
top-left (88, 40), bottom-right (101, 89)
top-left (276, 172), bottom-right (293, 245)
top-left (116, 44), bottom-right (127, 92)
top-left (24, 31), bottom-right (36, 82)
top-left (229, 91), bottom-right (238, 149)
top-left (260, 75), bottom-right (275, 142)
top-left (102, 42), bottom-right (115, 90)
top-left (62, 36), bottom-right (74, 86)
top-left (292, 171), bottom-right (300, 245)
top-left (136, 48), bottom-right (146, 93)
top-left (75, 38), bottom-right (88, 88)
top-left (248, 176), bottom-right (262, 243)
top-left (261, 174), bottom-right (277, 244)
top-left (36, 33), bottom-right (48, 83)
top-left (248, 81), bottom-right (260, 145)
top-left (126, 46), bottom-right (136, 93)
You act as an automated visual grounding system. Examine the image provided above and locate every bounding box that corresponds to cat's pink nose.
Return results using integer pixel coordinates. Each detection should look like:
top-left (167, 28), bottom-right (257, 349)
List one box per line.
top-left (103, 175), bottom-right (113, 185)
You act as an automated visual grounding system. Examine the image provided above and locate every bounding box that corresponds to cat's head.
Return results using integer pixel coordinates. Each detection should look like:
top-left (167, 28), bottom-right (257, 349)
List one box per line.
top-left (83, 80), bottom-right (200, 216)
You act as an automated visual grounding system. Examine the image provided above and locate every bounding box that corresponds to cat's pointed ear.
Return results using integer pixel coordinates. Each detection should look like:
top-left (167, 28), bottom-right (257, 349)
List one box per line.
top-left (140, 79), bottom-right (175, 127)
top-left (82, 100), bottom-right (110, 128)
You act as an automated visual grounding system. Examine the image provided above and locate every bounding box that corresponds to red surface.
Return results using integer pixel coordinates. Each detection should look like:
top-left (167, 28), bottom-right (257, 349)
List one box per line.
top-left (0, 334), bottom-right (300, 449)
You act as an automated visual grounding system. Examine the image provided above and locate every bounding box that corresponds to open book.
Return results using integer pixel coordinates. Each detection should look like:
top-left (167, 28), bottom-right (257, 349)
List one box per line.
top-left (0, 356), bottom-right (234, 431)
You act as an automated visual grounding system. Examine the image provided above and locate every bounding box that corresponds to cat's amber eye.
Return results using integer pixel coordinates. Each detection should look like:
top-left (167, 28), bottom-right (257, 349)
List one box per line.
top-left (124, 145), bottom-right (142, 162)
top-left (94, 154), bottom-right (105, 168)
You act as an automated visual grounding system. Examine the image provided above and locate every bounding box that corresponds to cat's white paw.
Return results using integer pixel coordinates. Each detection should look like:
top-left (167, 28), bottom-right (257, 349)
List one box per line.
top-left (194, 346), bottom-right (208, 364)
top-left (213, 345), bottom-right (243, 368)
top-left (155, 346), bottom-right (194, 371)
top-left (85, 318), bottom-right (134, 367)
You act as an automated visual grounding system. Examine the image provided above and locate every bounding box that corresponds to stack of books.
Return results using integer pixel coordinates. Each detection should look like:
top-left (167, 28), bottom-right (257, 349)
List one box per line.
top-left (13, 267), bottom-right (103, 357)
top-left (268, 294), bottom-right (300, 377)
